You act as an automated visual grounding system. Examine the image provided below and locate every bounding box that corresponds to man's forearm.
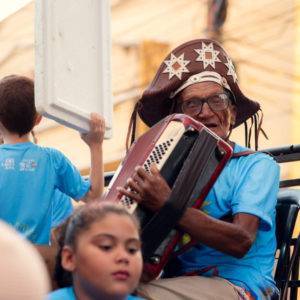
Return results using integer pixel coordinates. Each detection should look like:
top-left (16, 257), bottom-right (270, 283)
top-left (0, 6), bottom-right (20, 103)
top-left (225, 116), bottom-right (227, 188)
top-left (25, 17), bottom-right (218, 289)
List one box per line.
top-left (178, 208), bottom-right (257, 258)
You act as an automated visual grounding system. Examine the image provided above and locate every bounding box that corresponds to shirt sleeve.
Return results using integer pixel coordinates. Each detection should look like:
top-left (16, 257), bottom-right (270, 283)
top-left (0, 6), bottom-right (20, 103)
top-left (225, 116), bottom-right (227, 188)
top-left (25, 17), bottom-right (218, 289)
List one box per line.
top-left (231, 154), bottom-right (280, 230)
top-left (50, 149), bottom-right (90, 200)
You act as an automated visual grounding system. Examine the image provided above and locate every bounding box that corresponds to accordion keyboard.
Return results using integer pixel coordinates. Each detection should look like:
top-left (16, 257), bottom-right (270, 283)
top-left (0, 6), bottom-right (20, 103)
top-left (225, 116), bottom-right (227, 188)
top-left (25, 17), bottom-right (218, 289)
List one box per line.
top-left (121, 121), bottom-right (186, 213)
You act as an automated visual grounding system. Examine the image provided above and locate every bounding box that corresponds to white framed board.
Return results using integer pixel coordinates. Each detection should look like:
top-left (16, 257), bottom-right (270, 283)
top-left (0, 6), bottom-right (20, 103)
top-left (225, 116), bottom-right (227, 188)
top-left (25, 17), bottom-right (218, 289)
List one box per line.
top-left (35, 0), bottom-right (112, 137)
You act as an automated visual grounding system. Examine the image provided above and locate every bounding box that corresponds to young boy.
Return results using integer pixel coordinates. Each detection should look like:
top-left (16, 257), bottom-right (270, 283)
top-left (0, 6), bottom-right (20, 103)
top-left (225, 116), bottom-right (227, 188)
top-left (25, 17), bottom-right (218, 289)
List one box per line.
top-left (0, 75), bottom-right (105, 245)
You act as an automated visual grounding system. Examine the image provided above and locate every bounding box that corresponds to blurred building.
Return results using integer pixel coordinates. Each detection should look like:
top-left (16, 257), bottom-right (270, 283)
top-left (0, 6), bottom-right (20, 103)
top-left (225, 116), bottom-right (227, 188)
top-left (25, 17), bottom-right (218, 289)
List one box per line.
top-left (0, 0), bottom-right (299, 180)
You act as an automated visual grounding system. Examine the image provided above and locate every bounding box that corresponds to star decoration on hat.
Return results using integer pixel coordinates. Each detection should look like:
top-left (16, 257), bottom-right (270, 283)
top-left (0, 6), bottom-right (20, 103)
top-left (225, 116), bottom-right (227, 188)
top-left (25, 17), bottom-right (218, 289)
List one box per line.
top-left (194, 42), bottom-right (221, 69)
top-left (224, 57), bottom-right (238, 82)
top-left (163, 53), bottom-right (190, 80)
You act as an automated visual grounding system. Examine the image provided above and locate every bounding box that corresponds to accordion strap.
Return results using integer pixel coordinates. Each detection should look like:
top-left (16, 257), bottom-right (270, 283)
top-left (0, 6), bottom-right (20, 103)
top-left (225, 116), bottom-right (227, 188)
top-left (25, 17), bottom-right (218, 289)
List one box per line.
top-left (232, 150), bottom-right (256, 158)
top-left (228, 141), bottom-right (256, 158)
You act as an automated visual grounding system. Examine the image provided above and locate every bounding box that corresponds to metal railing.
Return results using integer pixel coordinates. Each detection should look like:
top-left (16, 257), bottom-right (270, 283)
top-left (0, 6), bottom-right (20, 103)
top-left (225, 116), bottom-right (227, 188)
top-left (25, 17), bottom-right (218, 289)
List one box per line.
top-left (263, 144), bottom-right (300, 188)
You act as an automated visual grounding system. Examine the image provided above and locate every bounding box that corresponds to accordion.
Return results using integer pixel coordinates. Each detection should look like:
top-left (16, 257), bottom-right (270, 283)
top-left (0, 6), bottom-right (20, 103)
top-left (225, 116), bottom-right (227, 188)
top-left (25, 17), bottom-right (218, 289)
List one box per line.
top-left (104, 113), bottom-right (232, 280)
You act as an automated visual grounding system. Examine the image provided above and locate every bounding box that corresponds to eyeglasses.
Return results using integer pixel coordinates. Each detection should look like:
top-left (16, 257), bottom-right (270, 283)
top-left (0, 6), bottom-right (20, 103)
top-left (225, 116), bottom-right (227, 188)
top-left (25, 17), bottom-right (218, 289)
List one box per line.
top-left (181, 93), bottom-right (230, 116)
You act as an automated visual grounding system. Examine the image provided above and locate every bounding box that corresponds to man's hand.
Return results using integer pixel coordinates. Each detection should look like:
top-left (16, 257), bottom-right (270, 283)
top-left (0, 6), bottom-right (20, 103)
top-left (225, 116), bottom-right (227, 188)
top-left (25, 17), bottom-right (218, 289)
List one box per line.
top-left (117, 165), bottom-right (171, 212)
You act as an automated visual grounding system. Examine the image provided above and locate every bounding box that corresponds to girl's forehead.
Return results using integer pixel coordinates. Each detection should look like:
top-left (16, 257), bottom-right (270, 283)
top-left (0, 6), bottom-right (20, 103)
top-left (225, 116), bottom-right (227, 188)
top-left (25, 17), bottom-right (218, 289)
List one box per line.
top-left (81, 214), bottom-right (139, 238)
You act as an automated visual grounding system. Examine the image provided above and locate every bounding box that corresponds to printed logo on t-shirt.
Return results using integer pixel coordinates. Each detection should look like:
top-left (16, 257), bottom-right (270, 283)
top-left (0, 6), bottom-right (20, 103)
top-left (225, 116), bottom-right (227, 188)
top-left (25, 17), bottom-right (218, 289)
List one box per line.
top-left (19, 159), bottom-right (37, 171)
top-left (14, 222), bottom-right (30, 233)
top-left (14, 222), bottom-right (37, 241)
top-left (1, 158), bottom-right (15, 170)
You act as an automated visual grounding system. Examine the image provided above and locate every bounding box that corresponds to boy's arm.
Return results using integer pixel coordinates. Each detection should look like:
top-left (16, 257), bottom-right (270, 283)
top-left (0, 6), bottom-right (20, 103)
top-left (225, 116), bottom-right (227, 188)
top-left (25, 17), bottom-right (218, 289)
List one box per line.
top-left (80, 113), bottom-right (105, 202)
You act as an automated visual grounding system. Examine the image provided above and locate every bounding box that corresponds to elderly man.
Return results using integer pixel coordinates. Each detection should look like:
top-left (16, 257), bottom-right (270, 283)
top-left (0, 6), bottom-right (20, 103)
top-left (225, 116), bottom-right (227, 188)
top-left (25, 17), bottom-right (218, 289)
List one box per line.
top-left (118, 39), bottom-right (279, 299)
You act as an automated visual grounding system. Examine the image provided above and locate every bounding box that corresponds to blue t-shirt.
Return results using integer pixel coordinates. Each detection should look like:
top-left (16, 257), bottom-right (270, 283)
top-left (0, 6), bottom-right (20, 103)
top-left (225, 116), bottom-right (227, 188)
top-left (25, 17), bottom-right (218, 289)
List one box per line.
top-left (47, 287), bottom-right (143, 300)
top-left (167, 144), bottom-right (280, 299)
top-left (0, 142), bottom-right (90, 244)
top-left (51, 190), bottom-right (73, 228)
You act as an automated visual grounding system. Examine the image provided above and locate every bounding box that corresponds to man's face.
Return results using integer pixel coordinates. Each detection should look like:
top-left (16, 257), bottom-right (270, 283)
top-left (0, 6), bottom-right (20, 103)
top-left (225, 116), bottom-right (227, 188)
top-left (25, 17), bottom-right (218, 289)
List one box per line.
top-left (178, 81), bottom-right (236, 140)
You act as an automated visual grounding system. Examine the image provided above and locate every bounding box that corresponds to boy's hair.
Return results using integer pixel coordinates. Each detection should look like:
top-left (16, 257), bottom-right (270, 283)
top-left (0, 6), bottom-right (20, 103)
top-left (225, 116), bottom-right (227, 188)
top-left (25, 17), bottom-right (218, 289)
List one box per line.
top-left (0, 75), bottom-right (36, 136)
top-left (54, 202), bottom-right (140, 287)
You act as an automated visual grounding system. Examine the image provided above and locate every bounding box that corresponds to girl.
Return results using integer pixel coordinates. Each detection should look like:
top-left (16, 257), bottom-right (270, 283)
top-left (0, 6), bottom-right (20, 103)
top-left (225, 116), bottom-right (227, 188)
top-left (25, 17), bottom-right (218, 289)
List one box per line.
top-left (47, 202), bottom-right (143, 300)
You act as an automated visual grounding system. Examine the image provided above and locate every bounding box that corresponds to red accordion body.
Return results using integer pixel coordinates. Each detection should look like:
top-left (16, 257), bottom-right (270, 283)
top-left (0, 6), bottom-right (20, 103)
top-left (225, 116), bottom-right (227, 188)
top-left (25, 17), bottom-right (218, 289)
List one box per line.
top-left (104, 114), bottom-right (233, 280)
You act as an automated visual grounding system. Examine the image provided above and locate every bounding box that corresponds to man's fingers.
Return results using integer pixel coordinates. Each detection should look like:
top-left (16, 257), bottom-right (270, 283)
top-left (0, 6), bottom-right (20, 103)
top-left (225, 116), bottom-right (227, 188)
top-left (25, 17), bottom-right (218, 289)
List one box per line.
top-left (135, 165), bottom-right (153, 180)
top-left (116, 186), bottom-right (141, 202)
top-left (132, 173), bottom-right (144, 185)
top-left (149, 164), bottom-right (160, 175)
top-left (126, 178), bottom-right (142, 194)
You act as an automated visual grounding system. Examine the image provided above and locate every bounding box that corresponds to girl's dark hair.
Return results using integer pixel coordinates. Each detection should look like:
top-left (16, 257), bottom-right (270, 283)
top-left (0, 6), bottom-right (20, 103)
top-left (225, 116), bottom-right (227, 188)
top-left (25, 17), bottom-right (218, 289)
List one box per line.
top-left (54, 202), bottom-right (140, 288)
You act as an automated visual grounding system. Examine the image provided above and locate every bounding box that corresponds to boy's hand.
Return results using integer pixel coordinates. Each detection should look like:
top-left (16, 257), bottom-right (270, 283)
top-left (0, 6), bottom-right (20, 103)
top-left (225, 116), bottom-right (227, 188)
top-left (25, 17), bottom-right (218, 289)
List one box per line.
top-left (80, 113), bottom-right (105, 201)
top-left (80, 113), bottom-right (105, 147)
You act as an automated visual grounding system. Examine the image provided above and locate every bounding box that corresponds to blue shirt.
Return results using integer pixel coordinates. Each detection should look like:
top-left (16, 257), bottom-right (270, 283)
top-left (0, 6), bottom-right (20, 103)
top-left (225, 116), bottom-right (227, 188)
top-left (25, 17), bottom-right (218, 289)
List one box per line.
top-left (51, 190), bottom-right (73, 228)
top-left (0, 142), bottom-right (90, 244)
top-left (47, 287), bottom-right (143, 300)
top-left (168, 144), bottom-right (280, 299)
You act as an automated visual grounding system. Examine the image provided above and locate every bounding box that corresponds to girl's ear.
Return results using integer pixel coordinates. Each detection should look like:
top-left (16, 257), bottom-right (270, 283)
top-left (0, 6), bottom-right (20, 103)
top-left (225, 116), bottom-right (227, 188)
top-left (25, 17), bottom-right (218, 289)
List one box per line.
top-left (61, 246), bottom-right (76, 272)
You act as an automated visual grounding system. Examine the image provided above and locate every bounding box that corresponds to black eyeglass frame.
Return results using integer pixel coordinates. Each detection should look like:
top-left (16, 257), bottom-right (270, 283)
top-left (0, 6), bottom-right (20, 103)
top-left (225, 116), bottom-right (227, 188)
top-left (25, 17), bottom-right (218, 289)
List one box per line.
top-left (180, 92), bottom-right (232, 116)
